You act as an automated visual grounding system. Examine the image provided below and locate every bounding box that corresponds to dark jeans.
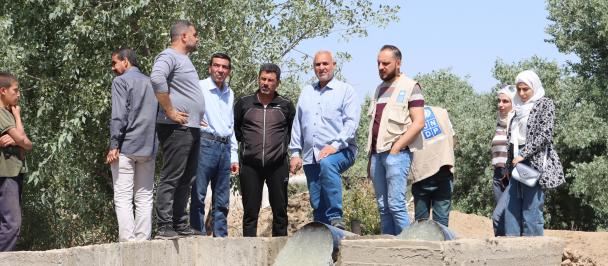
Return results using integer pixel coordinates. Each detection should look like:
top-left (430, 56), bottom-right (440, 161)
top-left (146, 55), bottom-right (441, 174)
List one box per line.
top-left (155, 124), bottom-right (200, 229)
top-left (412, 167), bottom-right (453, 227)
top-left (492, 166), bottom-right (508, 236)
top-left (239, 160), bottom-right (289, 237)
top-left (492, 166), bottom-right (508, 204)
top-left (0, 176), bottom-right (22, 251)
top-left (190, 137), bottom-right (231, 237)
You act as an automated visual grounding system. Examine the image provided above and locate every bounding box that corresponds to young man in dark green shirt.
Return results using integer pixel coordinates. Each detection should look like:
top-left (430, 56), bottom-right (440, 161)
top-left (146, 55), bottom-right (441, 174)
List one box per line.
top-left (0, 72), bottom-right (32, 251)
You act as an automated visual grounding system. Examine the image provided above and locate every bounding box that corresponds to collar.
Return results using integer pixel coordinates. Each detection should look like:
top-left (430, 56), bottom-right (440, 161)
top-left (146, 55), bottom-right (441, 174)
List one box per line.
top-left (124, 67), bottom-right (140, 75)
top-left (315, 78), bottom-right (337, 91)
top-left (205, 77), bottom-right (230, 95)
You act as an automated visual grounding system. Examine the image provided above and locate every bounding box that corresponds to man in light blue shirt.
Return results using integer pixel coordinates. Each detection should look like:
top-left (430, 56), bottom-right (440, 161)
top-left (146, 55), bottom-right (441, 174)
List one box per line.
top-left (289, 50), bottom-right (360, 229)
top-left (190, 52), bottom-right (238, 237)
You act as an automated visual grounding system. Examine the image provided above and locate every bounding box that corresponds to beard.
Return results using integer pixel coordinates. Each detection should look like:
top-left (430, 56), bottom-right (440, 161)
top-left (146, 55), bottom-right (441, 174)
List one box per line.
top-left (380, 69), bottom-right (398, 82)
top-left (259, 86), bottom-right (271, 95)
top-left (186, 43), bottom-right (198, 53)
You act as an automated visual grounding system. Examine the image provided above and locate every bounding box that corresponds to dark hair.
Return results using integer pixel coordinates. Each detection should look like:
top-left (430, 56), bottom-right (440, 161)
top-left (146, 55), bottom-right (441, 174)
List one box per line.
top-left (380, 44), bottom-right (402, 61)
top-left (258, 63), bottom-right (281, 81)
top-left (0, 72), bottom-right (17, 88)
top-left (170, 20), bottom-right (194, 42)
top-left (112, 48), bottom-right (141, 69)
top-left (209, 52), bottom-right (231, 69)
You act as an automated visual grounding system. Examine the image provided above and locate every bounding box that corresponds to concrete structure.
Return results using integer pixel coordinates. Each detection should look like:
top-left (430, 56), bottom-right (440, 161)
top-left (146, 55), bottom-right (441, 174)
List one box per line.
top-left (338, 237), bottom-right (565, 266)
top-left (0, 236), bottom-right (564, 266)
top-left (0, 237), bottom-right (287, 266)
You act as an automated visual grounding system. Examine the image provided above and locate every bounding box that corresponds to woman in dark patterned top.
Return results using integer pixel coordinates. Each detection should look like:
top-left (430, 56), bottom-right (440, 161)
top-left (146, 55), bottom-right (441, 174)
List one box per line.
top-left (503, 70), bottom-right (565, 236)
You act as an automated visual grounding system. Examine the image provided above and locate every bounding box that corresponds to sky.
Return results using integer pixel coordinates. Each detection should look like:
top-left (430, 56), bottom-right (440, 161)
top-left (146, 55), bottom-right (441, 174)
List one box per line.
top-left (295, 0), bottom-right (578, 98)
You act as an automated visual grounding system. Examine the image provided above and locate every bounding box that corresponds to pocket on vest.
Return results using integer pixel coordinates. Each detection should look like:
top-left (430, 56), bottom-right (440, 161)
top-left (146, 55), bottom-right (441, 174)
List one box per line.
top-left (386, 106), bottom-right (408, 135)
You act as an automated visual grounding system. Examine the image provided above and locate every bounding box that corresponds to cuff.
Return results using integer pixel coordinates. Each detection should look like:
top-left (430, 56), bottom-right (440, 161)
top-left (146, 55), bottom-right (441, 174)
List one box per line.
top-left (330, 141), bottom-right (343, 151)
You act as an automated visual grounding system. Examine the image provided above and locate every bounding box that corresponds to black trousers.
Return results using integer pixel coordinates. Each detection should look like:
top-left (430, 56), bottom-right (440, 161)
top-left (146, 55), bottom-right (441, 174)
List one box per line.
top-left (239, 160), bottom-right (288, 237)
top-left (155, 124), bottom-right (200, 228)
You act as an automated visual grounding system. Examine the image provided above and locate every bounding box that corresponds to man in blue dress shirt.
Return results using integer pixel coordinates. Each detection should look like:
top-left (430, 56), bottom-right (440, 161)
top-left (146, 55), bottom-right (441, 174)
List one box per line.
top-left (289, 50), bottom-right (361, 229)
top-left (190, 53), bottom-right (239, 237)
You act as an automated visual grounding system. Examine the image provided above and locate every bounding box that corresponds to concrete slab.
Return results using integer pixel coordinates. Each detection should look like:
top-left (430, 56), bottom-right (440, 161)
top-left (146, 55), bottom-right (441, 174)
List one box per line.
top-left (338, 237), bottom-right (565, 266)
top-left (0, 236), bottom-right (287, 266)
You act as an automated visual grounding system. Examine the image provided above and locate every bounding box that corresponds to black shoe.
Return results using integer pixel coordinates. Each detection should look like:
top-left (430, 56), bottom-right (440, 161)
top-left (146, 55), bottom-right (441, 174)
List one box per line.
top-left (155, 226), bottom-right (178, 240)
top-left (176, 227), bottom-right (201, 237)
top-left (330, 219), bottom-right (346, 230)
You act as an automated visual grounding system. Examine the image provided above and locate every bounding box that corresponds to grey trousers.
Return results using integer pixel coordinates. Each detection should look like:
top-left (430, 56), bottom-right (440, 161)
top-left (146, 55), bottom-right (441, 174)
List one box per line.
top-left (111, 154), bottom-right (155, 241)
top-left (0, 176), bottom-right (22, 251)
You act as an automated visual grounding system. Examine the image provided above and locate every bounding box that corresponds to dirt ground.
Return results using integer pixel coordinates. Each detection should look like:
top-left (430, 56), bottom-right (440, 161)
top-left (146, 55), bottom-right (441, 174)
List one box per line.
top-left (226, 192), bottom-right (607, 266)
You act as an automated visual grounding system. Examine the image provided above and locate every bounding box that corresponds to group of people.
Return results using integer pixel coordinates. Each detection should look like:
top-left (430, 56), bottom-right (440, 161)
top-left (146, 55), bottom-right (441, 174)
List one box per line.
top-left (104, 20), bottom-right (458, 241)
top-left (491, 71), bottom-right (565, 237)
top-left (0, 19), bottom-right (565, 251)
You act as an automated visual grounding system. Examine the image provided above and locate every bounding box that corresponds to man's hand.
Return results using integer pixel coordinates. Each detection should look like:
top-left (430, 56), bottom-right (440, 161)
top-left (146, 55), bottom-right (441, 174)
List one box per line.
top-left (231, 163), bottom-right (240, 175)
top-left (0, 134), bottom-right (16, 147)
top-left (318, 145), bottom-right (337, 160)
top-left (290, 156), bottom-right (303, 174)
top-left (106, 149), bottom-right (120, 164)
top-left (389, 146), bottom-right (401, 155)
top-left (512, 155), bottom-right (524, 166)
top-left (10, 105), bottom-right (21, 117)
top-left (166, 109), bottom-right (189, 124)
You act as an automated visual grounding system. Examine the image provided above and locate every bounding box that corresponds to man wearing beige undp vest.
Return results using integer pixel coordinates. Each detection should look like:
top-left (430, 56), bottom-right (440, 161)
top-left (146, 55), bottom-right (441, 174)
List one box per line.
top-left (367, 45), bottom-right (425, 235)
top-left (410, 106), bottom-right (455, 227)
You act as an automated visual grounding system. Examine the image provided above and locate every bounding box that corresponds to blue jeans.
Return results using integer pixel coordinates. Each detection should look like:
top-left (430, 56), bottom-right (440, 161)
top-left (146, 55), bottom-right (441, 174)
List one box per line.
top-left (303, 149), bottom-right (355, 224)
top-left (190, 137), bottom-right (231, 237)
top-left (503, 178), bottom-right (545, 236)
top-left (412, 167), bottom-right (453, 227)
top-left (370, 150), bottom-right (412, 235)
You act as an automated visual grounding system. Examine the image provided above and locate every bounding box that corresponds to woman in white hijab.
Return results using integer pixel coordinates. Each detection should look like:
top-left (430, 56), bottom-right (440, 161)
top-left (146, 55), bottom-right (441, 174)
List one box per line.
top-left (490, 85), bottom-right (515, 236)
top-left (502, 70), bottom-right (565, 236)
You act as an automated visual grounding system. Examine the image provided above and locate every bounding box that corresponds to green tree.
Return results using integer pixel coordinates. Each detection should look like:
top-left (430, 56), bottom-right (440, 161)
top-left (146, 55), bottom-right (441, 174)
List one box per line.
top-left (0, 0), bottom-right (399, 250)
top-left (546, 0), bottom-right (608, 229)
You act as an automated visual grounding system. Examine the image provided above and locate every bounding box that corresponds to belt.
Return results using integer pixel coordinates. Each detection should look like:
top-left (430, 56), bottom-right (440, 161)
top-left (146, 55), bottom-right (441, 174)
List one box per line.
top-left (200, 131), bottom-right (230, 144)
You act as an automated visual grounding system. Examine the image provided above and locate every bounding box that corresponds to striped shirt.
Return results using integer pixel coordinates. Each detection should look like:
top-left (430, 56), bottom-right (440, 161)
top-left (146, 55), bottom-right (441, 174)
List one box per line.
top-left (491, 122), bottom-right (509, 167)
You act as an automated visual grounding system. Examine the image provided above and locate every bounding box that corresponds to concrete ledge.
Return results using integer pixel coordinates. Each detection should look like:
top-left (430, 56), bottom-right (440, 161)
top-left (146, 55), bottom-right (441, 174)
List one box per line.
top-left (0, 236), bottom-right (565, 266)
top-left (0, 236), bottom-right (288, 266)
top-left (338, 237), bottom-right (565, 266)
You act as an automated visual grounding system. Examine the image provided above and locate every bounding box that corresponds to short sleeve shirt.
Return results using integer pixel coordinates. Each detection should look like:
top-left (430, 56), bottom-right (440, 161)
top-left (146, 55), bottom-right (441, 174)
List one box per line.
top-left (371, 84), bottom-right (424, 153)
top-left (0, 108), bottom-right (23, 177)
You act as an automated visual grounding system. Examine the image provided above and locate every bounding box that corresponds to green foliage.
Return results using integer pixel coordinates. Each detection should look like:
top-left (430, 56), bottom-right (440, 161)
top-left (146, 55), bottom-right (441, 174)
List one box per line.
top-left (343, 178), bottom-right (380, 235)
top-left (547, 0), bottom-right (608, 107)
top-left (343, 97), bottom-right (371, 180)
top-left (0, 0), bottom-right (399, 250)
top-left (546, 0), bottom-right (608, 229)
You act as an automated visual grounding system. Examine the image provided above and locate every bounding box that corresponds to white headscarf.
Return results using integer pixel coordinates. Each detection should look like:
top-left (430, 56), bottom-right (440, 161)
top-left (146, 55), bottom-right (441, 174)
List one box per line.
top-left (496, 85), bottom-right (516, 128)
top-left (511, 70), bottom-right (545, 145)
